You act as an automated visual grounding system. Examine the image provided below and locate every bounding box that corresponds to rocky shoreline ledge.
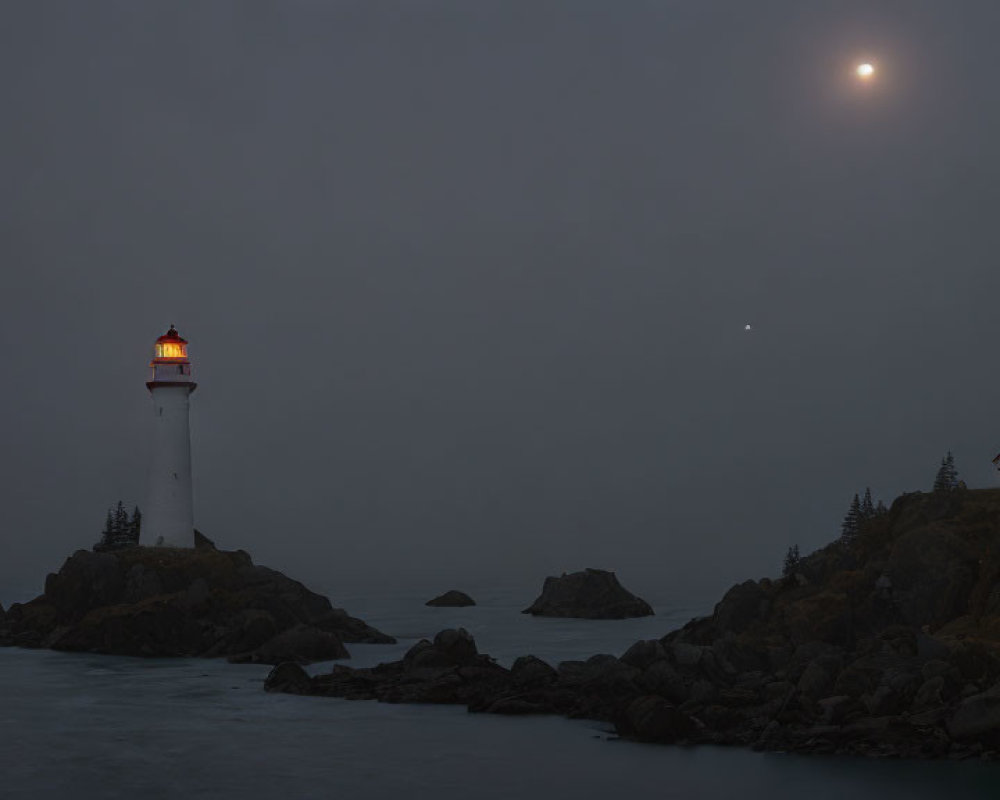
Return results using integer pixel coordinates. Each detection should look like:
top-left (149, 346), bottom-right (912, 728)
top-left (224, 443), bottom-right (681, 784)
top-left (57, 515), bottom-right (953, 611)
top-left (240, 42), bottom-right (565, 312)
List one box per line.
top-left (0, 542), bottom-right (393, 663)
top-left (267, 488), bottom-right (1000, 761)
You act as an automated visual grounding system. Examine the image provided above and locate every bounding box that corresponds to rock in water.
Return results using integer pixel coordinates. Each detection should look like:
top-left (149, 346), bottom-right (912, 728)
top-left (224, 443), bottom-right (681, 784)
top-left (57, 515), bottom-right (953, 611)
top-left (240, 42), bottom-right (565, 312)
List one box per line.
top-left (229, 625), bottom-right (349, 665)
top-left (264, 662), bottom-right (313, 694)
top-left (425, 590), bottom-right (476, 607)
top-left (0, 546), bottom-right (394, 661)
top-left (522, 569), bottom-right (653, 619)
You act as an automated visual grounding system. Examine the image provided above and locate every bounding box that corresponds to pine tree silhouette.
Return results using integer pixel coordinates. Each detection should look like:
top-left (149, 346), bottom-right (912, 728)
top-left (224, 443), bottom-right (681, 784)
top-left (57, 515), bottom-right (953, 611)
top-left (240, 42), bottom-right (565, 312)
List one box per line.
top-left (933, 452), bottom-right (959, 492)
top-left (128, 506), bottom-right (142, 545)
top-left (841, 493), bottom-right (862, 541)
top-left (95, 502), bottom-right (142, 551)
top-left (860, 487), bottom-right (875, 520)
top-left (782, 544), bottom-right (801, 577)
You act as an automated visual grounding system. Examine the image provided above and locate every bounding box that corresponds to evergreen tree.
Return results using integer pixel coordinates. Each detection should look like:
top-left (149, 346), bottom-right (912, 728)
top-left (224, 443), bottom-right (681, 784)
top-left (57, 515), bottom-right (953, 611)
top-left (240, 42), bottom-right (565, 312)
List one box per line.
top-left (129, 506), bottom-right (142, 545)
top-left (876, 500), bottom-right (888, 516)
top-left (95, 501), bottom-right (141, 551)
top-left (95, 510), bottom-right (115, 551)
top-left (933, 452), bottom-right (959, 492)
top-left (945, 452), bottom-right (958, 488)
top-left (782, 544), bottom-right (801, 578)
top-left (841, 493), bottom-right (862, 541)
top-left (860, 487), bottom-right (875, 520)
top-left (113, 501), bottom-right (128, 537)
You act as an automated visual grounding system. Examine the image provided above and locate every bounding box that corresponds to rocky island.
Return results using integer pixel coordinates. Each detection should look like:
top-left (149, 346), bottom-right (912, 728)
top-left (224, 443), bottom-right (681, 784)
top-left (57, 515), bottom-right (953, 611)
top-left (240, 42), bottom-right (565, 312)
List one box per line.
top-left (523, 568), bottom-right (653, 619)
top-left (0, 540), bottom-right (393, 664)
top-left (267, 487), bottom-right (1000, 760)
top-left (426, 590), bottom-right (476, 607)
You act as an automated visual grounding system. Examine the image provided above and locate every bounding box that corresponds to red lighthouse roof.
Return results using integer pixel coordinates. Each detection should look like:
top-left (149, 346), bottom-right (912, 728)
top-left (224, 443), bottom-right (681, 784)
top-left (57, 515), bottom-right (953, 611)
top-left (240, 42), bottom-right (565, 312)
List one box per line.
top-left (155, 325), bottom-right (188, 345)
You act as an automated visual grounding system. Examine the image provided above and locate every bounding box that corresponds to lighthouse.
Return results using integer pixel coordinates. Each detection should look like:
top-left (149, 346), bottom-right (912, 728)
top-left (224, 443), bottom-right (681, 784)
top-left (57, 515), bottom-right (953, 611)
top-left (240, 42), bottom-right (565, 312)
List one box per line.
top-left (143, 326), bottom-right (196, 547)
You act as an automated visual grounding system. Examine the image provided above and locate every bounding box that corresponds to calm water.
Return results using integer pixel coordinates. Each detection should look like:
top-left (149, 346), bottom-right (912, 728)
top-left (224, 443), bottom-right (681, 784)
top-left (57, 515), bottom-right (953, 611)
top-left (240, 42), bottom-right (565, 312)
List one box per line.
top-left (1, 587), bottom-right (998, 799)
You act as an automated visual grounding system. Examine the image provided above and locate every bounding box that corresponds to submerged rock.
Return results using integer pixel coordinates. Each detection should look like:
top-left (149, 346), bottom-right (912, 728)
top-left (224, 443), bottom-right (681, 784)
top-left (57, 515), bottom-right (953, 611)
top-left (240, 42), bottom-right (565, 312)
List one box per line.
top-left (522, 569), bottom-right (653, 619)
top-left (425, 590), bottom-right (476, 607)
top-left (0, 546), bottom-right (393, 662)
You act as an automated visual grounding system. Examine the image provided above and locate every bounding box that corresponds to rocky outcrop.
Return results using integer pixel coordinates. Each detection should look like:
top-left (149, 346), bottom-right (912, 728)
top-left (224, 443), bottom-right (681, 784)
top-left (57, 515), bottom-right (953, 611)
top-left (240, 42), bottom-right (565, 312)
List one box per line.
top-left (426, 590), bottom-right (476, 607)
top-left (523, 569), bottom-right (653, 619)
top-left (0, 546), bottom-right (393, 663)
top-left (266, 628), bottom-right (694, 729)
top-left (264, 661), bottom-right (313, 694)
top-left (266, 488), bottom-right (1000, 760)
top-left (193, 529), bottom-right (217, 551)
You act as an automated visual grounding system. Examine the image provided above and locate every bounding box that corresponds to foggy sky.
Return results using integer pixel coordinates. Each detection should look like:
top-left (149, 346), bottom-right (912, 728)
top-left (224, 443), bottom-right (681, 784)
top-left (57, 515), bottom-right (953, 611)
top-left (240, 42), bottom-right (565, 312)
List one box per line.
top-left (3, 1), bottom-right (1000, 606)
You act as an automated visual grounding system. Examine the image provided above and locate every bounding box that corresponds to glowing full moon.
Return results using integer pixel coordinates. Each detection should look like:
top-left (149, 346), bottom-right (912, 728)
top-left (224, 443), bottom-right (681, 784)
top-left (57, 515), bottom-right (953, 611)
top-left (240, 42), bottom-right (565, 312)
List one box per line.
top-left (857, 63), bottom-right (875, 78)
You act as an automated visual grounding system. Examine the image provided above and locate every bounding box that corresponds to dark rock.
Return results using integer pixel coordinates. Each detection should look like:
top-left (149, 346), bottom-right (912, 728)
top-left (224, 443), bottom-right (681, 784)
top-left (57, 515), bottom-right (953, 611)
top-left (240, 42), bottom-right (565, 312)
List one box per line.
top-left (264, 662), bottom-right (312, 694)
top-left (816, 695), bottom-right (853, 725)
top-left (313, 608), bottom-right (395, 644)
top-left (522, 569), bottom-right (653, 619)
top-left (227, 609), bottom-right (280, 654)
top-left (886, 528), bottom-right (978, 628)
top-left (7, 546), bottom-right (393, 660)
top-left (403, 639), bottom-right (434, 663)
top-left (639, 660), bottom-right (688, 704)
top-left (193, 530), bottom-right (217, 551)
top-left (44, 551), bottom-right (124, 622)
top-left (668, 642), bottom-right (706, 672)
top-left (620, 639), bottom-right (667, 670)
top-left (912, 676), bottom-right (946, 711)
top-left (433, 628), bottom-right (478, 664)
top-left (714, 580), bottom-right (769, 633)
top-left (797, 655), bottom-right (842, 701)
top-left (510, 655), bottom-right (558, 687)
top-left (230, 624), bottom-right (350, 665)
top-left (406, 628), bottom-right (479, 669)
top-left (123, 563), bottom-right (164, 603)
top-left (947, 682), bottom-right (1000, 741)
top-left (557, 654), bottom-right (639, 691)
top-left (425, 590), bottom-right (476, 607)
top-left (616, 696), bottom-right (697, 742)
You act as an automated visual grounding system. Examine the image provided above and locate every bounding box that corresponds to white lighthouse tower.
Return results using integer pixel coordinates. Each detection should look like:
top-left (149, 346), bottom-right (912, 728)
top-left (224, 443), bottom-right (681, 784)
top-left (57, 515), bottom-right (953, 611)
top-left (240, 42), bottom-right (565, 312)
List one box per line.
top-left (143, 326), bottom-right (196, 548)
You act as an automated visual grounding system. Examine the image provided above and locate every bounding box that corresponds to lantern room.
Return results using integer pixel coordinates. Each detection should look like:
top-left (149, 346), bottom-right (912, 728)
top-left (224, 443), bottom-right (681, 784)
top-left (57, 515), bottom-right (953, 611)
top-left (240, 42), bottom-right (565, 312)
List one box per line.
top-left (153, 326), bottom-right (189, 361)
top-left (148, 325), bottom-right (196, 390)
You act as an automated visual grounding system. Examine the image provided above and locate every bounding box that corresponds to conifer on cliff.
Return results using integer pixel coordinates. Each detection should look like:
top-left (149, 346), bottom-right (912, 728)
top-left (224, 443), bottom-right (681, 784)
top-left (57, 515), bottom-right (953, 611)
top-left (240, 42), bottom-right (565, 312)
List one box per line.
top-left (860, 487), bottom-right (875, 520)
top-left (782, 544), bottom-right (801, 578)
top-left (841, 493), bottom-right (862, 541)
top-left (933, 451), bottom-right (959, 492)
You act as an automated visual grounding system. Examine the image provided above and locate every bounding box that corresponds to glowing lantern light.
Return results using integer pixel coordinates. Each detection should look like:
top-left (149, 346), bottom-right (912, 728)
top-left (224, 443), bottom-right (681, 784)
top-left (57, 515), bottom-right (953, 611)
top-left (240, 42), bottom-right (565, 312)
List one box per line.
top-left (153, 326), bottom-right (189, 360)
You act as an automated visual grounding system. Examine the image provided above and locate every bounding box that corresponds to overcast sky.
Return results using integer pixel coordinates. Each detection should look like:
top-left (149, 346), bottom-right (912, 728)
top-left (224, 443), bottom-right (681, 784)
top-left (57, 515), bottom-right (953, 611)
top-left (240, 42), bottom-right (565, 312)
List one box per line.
top-left (3, 1), bottom-right (999, 606)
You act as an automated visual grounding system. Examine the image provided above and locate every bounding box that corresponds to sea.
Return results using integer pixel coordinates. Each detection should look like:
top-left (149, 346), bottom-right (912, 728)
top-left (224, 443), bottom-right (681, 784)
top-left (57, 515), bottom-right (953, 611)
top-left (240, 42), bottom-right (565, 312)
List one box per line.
top-left (1, 585), bottom-right (998, 800)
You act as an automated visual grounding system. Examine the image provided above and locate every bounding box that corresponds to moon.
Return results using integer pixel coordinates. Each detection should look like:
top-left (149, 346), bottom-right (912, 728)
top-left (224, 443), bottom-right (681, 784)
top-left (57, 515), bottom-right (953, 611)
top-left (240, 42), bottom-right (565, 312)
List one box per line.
top-left (856, 62), bottom-right (875, 78)
top-left (745, 324), bottom-right (752, 332)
